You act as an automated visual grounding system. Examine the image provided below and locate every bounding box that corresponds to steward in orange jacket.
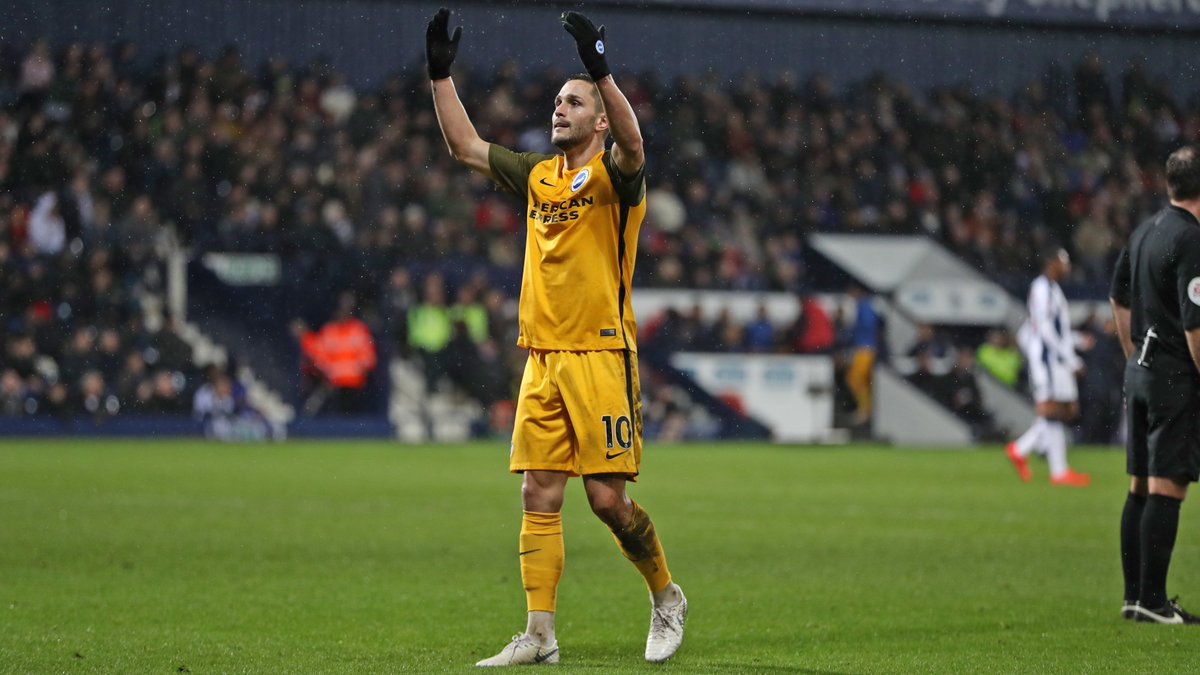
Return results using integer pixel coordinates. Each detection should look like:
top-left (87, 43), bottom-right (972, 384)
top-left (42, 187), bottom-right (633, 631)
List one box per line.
top-left (300, 316), bottom-right (377, 389)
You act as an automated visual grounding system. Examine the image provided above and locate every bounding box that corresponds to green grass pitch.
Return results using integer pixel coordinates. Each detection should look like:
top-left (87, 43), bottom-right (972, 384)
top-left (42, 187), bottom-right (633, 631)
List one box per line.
top-left (1, 440), bottom-right (1198, 673)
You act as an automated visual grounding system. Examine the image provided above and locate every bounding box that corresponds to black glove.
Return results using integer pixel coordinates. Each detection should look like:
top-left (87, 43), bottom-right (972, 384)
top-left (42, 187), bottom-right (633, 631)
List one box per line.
top-left (561, 11), bottom-right (609, 81)
top-left (425, 7), bottom-right (461, 81)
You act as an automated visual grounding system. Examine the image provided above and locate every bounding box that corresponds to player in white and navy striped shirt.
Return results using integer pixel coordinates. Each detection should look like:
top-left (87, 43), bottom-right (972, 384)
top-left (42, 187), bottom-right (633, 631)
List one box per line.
top-left (1006, 247), bottom-right (1092, 487)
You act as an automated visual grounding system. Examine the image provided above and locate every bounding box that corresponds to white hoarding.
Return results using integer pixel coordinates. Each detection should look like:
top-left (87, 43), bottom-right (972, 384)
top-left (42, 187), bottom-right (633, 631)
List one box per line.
top-left (669, 353), bottom-right (835, 443)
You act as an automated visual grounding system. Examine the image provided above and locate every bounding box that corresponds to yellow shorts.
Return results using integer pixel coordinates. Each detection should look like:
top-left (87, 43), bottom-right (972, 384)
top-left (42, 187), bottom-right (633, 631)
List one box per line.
top-left (510, 349), bottom-right (642, 479)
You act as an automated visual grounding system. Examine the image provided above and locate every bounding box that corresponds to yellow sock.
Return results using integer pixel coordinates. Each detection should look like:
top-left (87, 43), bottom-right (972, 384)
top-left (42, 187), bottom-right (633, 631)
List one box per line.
top-left (520, 511), bottom-right (564, 613)
top-left (610, 500), bottom-right (672, 593)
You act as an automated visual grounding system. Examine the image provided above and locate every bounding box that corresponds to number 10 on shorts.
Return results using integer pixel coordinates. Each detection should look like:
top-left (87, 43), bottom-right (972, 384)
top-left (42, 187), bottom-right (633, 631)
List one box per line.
top-left (602, 415), bottom-right (633, 449)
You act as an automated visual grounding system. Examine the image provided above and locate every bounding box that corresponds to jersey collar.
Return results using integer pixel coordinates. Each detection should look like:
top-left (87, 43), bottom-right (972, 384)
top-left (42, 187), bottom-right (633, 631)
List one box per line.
top-left (1168, 204), bottom-right (1200, 226)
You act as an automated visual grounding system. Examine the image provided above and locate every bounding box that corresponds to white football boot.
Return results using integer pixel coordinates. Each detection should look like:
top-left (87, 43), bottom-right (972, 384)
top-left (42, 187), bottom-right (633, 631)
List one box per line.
top-left (475, 634), bottom-right (560, 667)
top-left (645, 589), bottom-right (688, 663)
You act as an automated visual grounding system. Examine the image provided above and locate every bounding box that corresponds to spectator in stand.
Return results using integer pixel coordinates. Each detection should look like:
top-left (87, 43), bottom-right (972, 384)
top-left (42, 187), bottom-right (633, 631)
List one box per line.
top-left (976, 328), bottom-right (1022, 388)
top-left (116, 195), bottom-right (161, 253)
top-left (95, 327), bottom-right (124, 382)
top-left (641, 376), bottom-right (692, 442)
top-left (906, 348), bottom-right (949, 405)
top-left (785, 294), bottom-right (835, 354)
top-left (57, 326), bottom-right (96, 384)
top-left (943, 349), bottom-right (994, 439)
top-left (907, 347), bottom-right (994, 438)
top-left (114, 350), bottom-right (149, 408)
top-left (4, 333), bottom-right (44, 383)
top-left (292, 317), bottom-right (323, 407)
top-left (676, 303), bottom-right (714, 352)
top-left (743, 303), bottom-right (776, 353)
top-left (143, 370), bottom-right (189, 414)
top-left (18, 39), bottom-right (55, 97)
top-left (443, 319), bottom-right (497, 406)
top-left (27, 192), bottom-right (66, 256)
top-left (382, 266), bottom-right (417, 356)
top-left (1076, 314), bottom-right (1124, 444)
top-left (292, 292), bottom-right (378, 415)
top-left (0, 368), bottom-right (28, 416)
top-left (708, 307), bottom-right (744, 351)
top-left (193, 365), bottom-right (274, 440)
top-left (449, 282), bottom-right (489, 344)
top-left (150, 316), bottom-right (194, 375)
top-left (845, 284), bottom-right (880, 428)
top-left (75, 369), bottom-right (119, 422)
top-left (440, 280), bottom-right (511, 410)
top-left (640, 307), bottom-right (677, 355)
top-left (907, 323), bottom-right (954, 360)
top-left (482, 287), bottom-right (525, 406)
top-left (407, 273), bottom-right (453, 393)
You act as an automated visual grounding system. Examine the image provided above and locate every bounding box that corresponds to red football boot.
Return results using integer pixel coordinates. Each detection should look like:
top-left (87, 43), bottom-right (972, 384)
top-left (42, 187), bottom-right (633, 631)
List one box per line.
top-left (1006, 442), bottom-right (1031, 483)
top-left (1050, 469), bottom-right (1091, 487)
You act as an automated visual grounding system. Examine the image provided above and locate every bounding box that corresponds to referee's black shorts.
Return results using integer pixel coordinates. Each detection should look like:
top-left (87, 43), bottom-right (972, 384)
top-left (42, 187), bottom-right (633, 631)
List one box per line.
top-left (1125, 356), bottom-right (1200, 482)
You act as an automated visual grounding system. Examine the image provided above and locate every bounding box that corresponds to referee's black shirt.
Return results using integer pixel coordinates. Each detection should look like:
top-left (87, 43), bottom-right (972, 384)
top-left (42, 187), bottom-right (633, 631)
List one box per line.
top-left (1110, 204), bottom-right (1200, 364)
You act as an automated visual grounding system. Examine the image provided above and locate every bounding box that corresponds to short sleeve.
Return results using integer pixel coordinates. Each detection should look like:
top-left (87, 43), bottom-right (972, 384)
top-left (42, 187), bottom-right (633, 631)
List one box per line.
top-left (1110, 247), bottom-right (1131, 308)
top-left (488, 145), bottom-right (552, 197)
top-left (1176, 230), bottom-right (1200, 330)
top-left (601, 151), bottom-right (646, 206)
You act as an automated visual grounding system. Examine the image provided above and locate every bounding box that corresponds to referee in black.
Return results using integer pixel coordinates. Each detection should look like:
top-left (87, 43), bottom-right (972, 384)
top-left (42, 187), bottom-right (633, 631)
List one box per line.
top-left (1110, 144), bottom-right (1200, 625)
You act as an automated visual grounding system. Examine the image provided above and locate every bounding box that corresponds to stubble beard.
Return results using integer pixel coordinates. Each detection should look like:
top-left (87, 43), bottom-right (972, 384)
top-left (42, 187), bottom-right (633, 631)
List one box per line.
top-left (552, 128), bottom-right (585, 151)
top-left (552, 119), bottom-right (596, 152)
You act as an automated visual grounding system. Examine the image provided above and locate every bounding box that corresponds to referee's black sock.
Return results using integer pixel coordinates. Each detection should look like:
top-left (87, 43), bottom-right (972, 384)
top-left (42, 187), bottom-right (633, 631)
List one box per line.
top-left (1139, 494), bottom-right (1183, 609)
top-left (1120, 493), bottom-right (1147, 603)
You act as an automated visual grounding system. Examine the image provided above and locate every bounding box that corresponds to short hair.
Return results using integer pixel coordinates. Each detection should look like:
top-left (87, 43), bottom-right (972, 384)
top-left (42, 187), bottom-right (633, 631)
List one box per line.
top-left (1040, 244), bottom-right (1067, 266)
top-left (1041, 243), bottom-right (1070, 270)
top-left (1166, 145), bottom-right (1200, 201)
top-left (564, 73), bottom-right (603, 111)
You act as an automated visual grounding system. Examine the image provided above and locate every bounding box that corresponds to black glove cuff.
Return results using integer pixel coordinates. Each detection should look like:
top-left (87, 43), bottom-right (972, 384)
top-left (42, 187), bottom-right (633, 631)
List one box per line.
top-left (428, 62), bottom-right (451, 81)
top-left (586, 61), bottom-right (609, 81)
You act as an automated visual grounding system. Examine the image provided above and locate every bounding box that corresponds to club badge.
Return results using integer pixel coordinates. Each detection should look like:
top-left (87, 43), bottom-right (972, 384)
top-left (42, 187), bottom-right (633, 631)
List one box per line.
top-left (571, 168), bottom-right (590, 193)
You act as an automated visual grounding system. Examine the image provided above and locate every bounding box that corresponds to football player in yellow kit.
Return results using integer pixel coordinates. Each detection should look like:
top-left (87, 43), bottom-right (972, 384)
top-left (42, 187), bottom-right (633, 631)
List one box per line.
top-left (427, 7), bottom-right (687, 667)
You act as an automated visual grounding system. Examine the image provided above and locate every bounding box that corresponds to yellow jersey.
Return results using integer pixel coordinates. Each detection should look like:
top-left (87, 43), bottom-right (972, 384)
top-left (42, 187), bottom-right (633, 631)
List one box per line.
top-left (489, 145), bottom-right (646, 352)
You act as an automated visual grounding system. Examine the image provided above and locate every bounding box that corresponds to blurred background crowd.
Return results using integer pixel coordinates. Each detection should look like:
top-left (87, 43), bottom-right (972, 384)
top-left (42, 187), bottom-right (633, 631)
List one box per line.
top-left (0, 37), bottom-right (1193, 439)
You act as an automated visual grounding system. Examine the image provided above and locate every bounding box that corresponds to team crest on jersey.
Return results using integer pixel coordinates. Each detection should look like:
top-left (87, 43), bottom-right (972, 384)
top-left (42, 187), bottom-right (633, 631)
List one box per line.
top-left (1189, 277), bottom-right (1200, 306)
top-left (571, 169), bottom-right (590, 193)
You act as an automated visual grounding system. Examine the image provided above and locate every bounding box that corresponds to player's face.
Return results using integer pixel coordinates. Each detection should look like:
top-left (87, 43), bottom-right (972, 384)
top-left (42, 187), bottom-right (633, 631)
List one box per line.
top-left (551, 80), bottom-right (605, 150)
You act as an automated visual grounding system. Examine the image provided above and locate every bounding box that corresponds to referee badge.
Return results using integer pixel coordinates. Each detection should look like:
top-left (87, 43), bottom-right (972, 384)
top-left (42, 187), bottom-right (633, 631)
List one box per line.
top-left (1189, 277), bottom-right (1200, 306)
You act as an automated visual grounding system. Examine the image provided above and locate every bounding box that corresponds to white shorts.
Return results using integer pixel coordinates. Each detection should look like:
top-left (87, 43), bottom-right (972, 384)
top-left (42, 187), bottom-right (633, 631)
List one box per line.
top-left (1028, 355), bottom-right (1077, 403)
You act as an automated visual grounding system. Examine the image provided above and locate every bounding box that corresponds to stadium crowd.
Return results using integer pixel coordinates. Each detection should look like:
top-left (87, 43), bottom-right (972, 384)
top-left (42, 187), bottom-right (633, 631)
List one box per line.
top-left (0, 38), bottom-right (1194, 436)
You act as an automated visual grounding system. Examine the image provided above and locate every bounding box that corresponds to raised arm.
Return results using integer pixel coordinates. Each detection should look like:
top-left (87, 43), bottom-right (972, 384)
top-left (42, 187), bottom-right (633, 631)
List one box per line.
top-left (427, 8), bottom-right (491, 177)
top-left (561, 11), bottom-right (644, 177)
top-left (595, 73), bottom-right (645, 177)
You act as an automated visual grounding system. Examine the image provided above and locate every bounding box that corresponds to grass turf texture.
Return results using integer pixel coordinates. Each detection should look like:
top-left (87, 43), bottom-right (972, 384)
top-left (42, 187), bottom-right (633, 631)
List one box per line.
top-left (1, 441), bottom-right (1197, 674)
